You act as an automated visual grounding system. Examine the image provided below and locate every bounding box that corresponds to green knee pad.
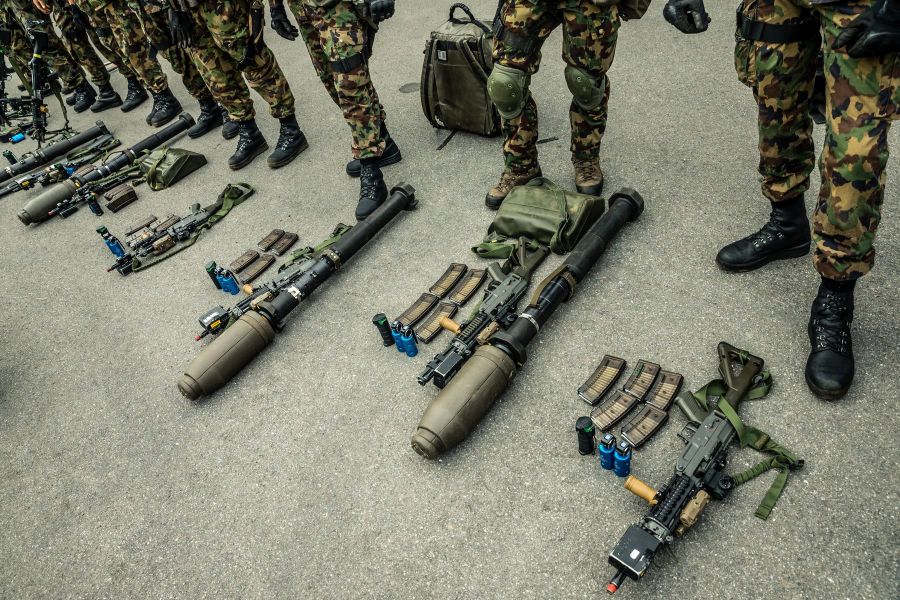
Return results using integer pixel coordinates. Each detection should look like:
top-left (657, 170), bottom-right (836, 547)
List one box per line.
top-left (487, 64), bottom-right (530, 120)
top-left (565, 65), bottom-right (605, 112)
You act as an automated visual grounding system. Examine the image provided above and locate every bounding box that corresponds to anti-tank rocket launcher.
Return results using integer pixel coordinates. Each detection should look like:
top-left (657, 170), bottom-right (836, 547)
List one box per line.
top-left (605, 343), bottom-right (803, 594)
top-left (411, 189), bottom-right (644, 459)
top-left (18, 112), bottom-right (194, 225)
top-left (0, 121), bottom-right (110, 185)
top-left (177, 183), bottom-right (417, 401)
top-left (418, 243), bottom-right (549, 389)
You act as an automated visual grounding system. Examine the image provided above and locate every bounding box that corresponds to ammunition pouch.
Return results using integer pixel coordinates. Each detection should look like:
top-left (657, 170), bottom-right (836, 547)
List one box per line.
top-left (735, 10), bottom-right (819, 43)
top-left (138, 147), bottom-right (207, 191)
top-left (487, 63), bottom-right (529, 119)
top-left (473, 177), bottom-right (606, 256)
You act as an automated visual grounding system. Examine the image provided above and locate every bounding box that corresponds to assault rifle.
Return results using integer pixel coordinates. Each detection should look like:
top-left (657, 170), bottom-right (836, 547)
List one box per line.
top-left (418, 243), bottom-right (549, 389)
top-left (194, 224), bottom-right (351, 341)
top-left (24, 20), bottom-right (68, 145)
top-left (605, 343), bottom-right (802, 594)
top-left (107, 202), bottom-right (226, 275)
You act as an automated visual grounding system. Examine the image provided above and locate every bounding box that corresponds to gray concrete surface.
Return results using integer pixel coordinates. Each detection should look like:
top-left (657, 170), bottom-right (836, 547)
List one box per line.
top-left (1, 3), bottom-right (898, 599)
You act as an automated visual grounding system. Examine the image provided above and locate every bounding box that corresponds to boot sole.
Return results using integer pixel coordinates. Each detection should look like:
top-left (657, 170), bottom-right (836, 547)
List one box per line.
top-left (576, 180), bottom-right (604, 197)
top-left (716, 242), bottom-right (811, 273)
top-left (267, 138), bottom-right (310, 169)
top-left (805, 373), bottom-right (850, 401)
top-left (229, 142), bottom-right (270, 171)
top-left (346, 149), bottom-right (403, 178)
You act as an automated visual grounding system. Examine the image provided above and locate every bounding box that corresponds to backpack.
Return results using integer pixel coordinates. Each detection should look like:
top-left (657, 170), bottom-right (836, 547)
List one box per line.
top-left (421, 3), bottom-right (500, 137)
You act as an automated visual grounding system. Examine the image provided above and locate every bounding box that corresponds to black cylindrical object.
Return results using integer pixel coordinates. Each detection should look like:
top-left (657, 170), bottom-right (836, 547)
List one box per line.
top-left (373, 313), bottom-right (395, 347)
top-left (0, 121), bottom-right (109, 184)
top-left (411, 189), bottom-right (644, 459)
top-left (576, 416), bottom-right (595, 455)
top-left (177, 183), bottom-right (417, 400)
top-left (18, 113), bottom-right (194, 225)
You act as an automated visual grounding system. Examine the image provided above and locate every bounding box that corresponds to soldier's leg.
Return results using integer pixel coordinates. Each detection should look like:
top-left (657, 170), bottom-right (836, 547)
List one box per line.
top-left (561, 0), bottom-right (620, 195)
top-left (52, 5), bottom-right (108, 88)
top-left (84, 6), bottom-right (148, 112)
top-left (6, 0), bottom-right (86, 92)
top-left (716, 0), bottom-right (820, 271)
top-left (138, 6), bottom-right (213, 103)
top-left (4, 22), bottom-right (32, 91)
top-left (486, 0), bottom-right (559, 208)
top-left (287, 0), bottom-right (339, 106)
top-left (199, 0), bottom-right (305, 169)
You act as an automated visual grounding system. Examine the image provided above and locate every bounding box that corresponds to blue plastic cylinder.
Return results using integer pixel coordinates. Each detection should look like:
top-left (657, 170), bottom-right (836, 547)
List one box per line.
top-left (598, 433), bottom-right (616, 470)
top-left (402, 329), bottom-right (418, 357)
top-left (614, 440), bottom-right (632, 478)
top-left (392, 327), bottom-right (406, 353)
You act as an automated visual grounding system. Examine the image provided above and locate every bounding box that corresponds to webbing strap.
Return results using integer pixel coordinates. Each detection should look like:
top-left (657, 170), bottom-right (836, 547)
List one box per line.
top-left (280, 223), bottom-right (352, 270)
top-left (736, 11), bottom-right (819, 44)
top-left (691, 371), bottom-right (803, 520)
top-left (132, 183), bottom-right (253, 272)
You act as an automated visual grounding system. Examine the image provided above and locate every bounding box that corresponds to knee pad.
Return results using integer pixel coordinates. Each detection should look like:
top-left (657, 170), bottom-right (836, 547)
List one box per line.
top-left (564, 65), bottom-right (605, 112)
top-left (487, 63), bottom-right (529, 120)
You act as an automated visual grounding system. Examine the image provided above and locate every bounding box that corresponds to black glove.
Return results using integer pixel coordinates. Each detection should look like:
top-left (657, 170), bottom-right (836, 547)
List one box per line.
top-left (168, 8), bottom-right (193, 49)
top-left (833, 0), bottom-right (900, 58)
top-left (663, 0), bottom-right (711, 34)
top-left (369, 0), bottom-right (395, 24)
top-left (67, 4), bottom-right (91, 30)
top-left (270, 2), bottom-right (298, 41)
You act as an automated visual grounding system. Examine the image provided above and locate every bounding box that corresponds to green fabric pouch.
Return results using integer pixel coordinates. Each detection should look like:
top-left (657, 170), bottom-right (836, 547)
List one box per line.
top-left (139, 147), bottom-right (208, 191)
top-left (474, 177), bottom-right (605, 257)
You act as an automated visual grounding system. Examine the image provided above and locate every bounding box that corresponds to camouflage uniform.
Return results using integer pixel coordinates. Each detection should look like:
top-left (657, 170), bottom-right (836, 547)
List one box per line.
top-left (3, 0), bottom-right (85, 90)
top-left (492, 0), bottom-right (620, 174)
top-left (288, 0), bottom-right (386, 159)
top-left (128, 0), bottom-right (212, 101)
top-left (88, 0), bottom-right (169, 93)
top-left (185, 0), bottom-right (294, 122)
top-left (51, 1), bottom-right (111, 87)
top-left (0, 9), bottom-right (30, 85)
top-left (735, 0), bottom-right (899, 279)
top-left (69, 0), bottom-right (138, 81)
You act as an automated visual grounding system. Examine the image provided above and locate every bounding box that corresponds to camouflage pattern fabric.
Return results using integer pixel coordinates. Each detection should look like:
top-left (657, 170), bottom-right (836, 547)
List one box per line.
top-left (0, 11), bottom-right (31, 85)
top-left (95, 0), bottom-right (168, 93)
top-left (492, 0), bottom-right (620, 174)
top-left (187, 0), bottom-right (295, 122)
top-left (135, 6), bottom-right (213, 102)
top-left (72, 0), bottom-right (138, 81)
top-left (51, 3), bottom-right (110, 87)
top-left (290, 0), bottom-right (386, 159)
top-left (735, 0), bottom-right (898, 279)
top-left (3, 0), bottom-right (85, 89)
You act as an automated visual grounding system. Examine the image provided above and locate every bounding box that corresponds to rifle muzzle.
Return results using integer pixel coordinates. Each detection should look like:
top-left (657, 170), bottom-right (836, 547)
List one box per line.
top-left (411, 344), bottom-right (516, 459)
top-left (17, 179), bottom-right (77, 224)
top-left (177, 310), bottom-right (275, 401)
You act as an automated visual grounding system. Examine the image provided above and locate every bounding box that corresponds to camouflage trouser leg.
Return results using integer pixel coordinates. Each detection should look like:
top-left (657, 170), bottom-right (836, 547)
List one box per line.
top-left (192, 0), bottom-right (295, 121)
top-left (2, 23), bottom-right (32, 89)
top-left (493, 0), bottom-right (619, 173)
top-left (100, 0), bottom-right (167, 93)
top-left (52, 7), bottom-right (110, 87)
top-left (287, 0), bottom-right (340, 107)
top-left (735, 0), bottom-right (818, 202)
top-left (90, 25), bottom-right (137, 80)
top-left (737, 0), bottom-right (897, 278)
top-left (810, 1), bottom-right (898, 279)
top-left (299, 1), bottom-right (385, 159)
top-left (6, 0), bottom-right (85, 89)
top-left (138, 8), bottom-right (212, 102)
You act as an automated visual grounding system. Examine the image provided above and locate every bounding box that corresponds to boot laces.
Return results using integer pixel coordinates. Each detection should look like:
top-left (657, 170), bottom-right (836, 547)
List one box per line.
top-left (359, 168), bottom-right (382, 200)
top-left (811, 292), bottom-right (852, 354)
top-left (746, 220), bottom-right (787, 248)
top-left (276, 126), bottom-right (298, 150)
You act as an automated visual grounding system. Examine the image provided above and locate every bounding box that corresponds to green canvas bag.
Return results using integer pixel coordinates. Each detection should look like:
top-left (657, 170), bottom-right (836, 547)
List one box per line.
top-left (474, 177), bottom-right (606, 257)
top-left (139, 147), bottom-right (208, 191)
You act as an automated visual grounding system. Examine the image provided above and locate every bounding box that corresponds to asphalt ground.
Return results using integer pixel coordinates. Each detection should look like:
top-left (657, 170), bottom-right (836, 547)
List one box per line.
top-left (1, 3), bottom-right (898, 599)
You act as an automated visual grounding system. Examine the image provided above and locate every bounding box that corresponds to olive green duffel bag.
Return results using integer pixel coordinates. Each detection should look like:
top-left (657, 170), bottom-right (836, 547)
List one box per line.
top-left (473, 177), bottom-right (606, 257)
top-left (139, 147), bottom-right (208, 191)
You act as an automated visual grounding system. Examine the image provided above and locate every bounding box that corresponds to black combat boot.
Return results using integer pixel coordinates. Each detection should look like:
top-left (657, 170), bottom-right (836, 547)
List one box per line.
top-left (806, 278), bottom-right (856, 401)
top-left (356, 159), bottom-right (388, 220)
top-left (716, 196), bottom-right (811, 271)
top-left (267, 114), bottom-right (309, 169)
top-left (149, 88), bottom-right (182, 127)
top-left (187, 97), bottom-right (222, 139)
top-left (65, 92), bottom-right (77, 107)
top-left (346, 123), bottom-right (402, 177)
top-left (121, 77), bottom-right (148, 112)
top-left (222, 107), bottom-right (239, 140)
top-left (90, 83), bottom-right (122, 113)
top-left (228, 119), bottom-right (268, 170)
top-left (71, 82), bottom-right (97, 114)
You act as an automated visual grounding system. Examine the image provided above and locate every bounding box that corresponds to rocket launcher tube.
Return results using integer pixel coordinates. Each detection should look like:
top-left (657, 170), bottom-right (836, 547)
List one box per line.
top-left (18, 113), bottom-right (194, 225)
top-left (411, 189), bottom-right (644, 459)
top-left (177, 183), bottom-right (417, 401)
top-left (0, 121), bottom-right (109, 184)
